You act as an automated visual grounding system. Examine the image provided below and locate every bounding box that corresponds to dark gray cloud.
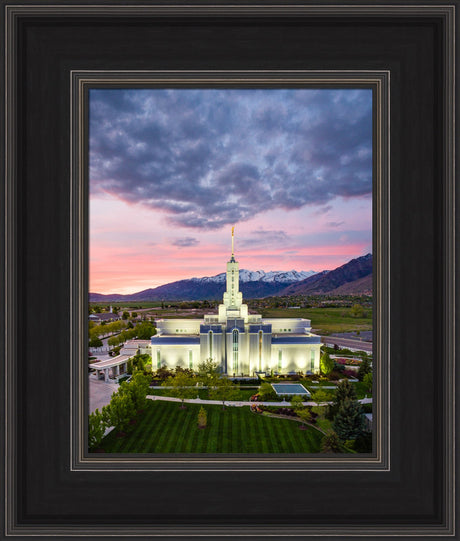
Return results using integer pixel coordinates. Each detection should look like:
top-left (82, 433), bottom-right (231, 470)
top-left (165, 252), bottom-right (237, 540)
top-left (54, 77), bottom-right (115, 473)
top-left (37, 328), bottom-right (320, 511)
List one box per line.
top-left (326, 221), bottom-right (345, 228)
top-left (240, 229), bottom-right (289, 247)
top-left (171, 237), bottom-right (200, 248)
top-left (90, 89), bottom-right (372, 230)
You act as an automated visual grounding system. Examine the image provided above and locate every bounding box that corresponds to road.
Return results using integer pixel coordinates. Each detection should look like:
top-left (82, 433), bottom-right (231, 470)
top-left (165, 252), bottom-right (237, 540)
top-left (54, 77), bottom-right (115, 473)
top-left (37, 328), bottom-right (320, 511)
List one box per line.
top-left (321, 336), bottom-right (372, 353)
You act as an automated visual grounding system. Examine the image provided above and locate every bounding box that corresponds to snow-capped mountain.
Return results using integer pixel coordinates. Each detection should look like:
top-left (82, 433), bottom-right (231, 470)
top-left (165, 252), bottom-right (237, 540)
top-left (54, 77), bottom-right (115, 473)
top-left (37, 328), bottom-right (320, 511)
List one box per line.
top-left (192, 269), bottom-right (316, 284)
top-left (90, 269), bottom-right (317, 302)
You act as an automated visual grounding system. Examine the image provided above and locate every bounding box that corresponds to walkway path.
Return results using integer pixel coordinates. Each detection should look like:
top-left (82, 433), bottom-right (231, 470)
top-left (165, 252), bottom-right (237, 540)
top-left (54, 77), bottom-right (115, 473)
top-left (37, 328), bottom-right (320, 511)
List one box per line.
top-left (89, 377), bottom-right (119, 413)
top-left (146, 395), bottom-right (372, 407)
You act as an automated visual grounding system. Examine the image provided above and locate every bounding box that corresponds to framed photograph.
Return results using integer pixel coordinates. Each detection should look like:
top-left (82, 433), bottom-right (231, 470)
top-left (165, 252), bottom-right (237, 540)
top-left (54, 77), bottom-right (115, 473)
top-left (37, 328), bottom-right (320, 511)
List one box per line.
top-left (2, 2), bottom-right (456, 538)
top-left (81, 73), bottom-right (385, 463)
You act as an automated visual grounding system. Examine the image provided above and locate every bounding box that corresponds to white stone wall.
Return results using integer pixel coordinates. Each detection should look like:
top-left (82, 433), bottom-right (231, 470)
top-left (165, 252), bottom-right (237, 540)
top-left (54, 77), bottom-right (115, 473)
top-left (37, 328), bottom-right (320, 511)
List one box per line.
top-left (248, 332), bottom-right (272, 374)
top-left (153, 344), bottom-right (200, 371)
top-left (263, 318), bottom-right (311, 334)
top-left (199, 332), bottom-right (225, 370)
top-left (156, 319), bottom-right (201, 335)
top-left (225, 330), bottom-right (249, 376)
top-left (270, 343), bottom-right (321, 374)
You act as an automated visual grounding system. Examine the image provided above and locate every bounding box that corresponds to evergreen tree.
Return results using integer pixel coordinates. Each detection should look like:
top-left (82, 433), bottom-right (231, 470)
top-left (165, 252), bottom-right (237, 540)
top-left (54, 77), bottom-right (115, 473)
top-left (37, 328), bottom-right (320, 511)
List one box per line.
top-left (321, 430), bottom-right (342, 453)
top-left (358, 358), bottom-right (372, 381)
top-left (328, 379), bottom-right (357, 418)
top-left (332, 398), bottom-right (365, 440)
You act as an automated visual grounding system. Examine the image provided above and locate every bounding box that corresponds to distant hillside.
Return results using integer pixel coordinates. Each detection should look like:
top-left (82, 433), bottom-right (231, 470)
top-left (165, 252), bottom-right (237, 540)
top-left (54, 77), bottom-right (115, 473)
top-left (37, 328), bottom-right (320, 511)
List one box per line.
top-left (328, 273), bottom-right (373, 295)
top-left (90, 269), bottom-right (316, 302)
top-left (279, 254), bottom-right (372, 296)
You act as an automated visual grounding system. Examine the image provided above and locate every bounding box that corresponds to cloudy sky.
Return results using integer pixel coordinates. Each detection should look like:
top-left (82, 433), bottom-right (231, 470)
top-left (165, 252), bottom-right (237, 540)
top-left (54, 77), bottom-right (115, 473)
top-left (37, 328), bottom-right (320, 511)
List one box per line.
top-left (90, 88), bottom-right (372, 294)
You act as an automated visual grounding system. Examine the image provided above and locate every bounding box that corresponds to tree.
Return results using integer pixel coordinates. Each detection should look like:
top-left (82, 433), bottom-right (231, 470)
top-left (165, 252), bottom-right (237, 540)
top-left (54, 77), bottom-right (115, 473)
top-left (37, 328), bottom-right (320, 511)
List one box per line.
top-left (320, 352), bottom-right (334, 376)
top-left (335, 379), bottom-right (357, 404)
top-left (358, 358), bottom-right (372, 381)
top-left (258, 382), bottom-right (277, 401)
top-left (332, 398), bottom-right (365, 440)
top-left (350, 304), bottom-right (364, 318)
top-left (89, 335), bottom-right (103, 348)
top-left (321, 430), bottom-right (342, 453)
top-left (209, 378), bottom-right (240, 409)
top-left (135, 321), bottom-right (155, 340)
top-left (363, 372), bottom-right (373, 393)
top-left (104, 391), bottom-right (136, 433)
top-left (197, 407), bottom-right (207, 428)
top-left (197, 359), bottom-right (220, 387)
top-left (310, 389), bottom-right (330, 419)
top-left (132, 312), bottom-right (138, 318)
top-left (131, 353), bottom-right (152, 372)
top-left (297, 407), bottom-right (312, 426)
top-left (290, 395), bottom-right (304, 410)
top-left (122, 311), bottom-right (129, 320)
top-left (163, 372), bottom-right (197, 408)
top-left (329, 379), bottom-right (357, 418)
top-left (119, 371), bottom-right (150, 412)
top-left (88, 408), bottom-right (107, 450)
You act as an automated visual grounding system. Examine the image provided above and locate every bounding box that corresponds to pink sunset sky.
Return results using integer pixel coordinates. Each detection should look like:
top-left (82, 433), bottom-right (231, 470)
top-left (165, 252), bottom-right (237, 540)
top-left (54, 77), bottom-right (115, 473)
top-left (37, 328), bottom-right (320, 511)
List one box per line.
top-left (90, 89), bottom-right (372, 294)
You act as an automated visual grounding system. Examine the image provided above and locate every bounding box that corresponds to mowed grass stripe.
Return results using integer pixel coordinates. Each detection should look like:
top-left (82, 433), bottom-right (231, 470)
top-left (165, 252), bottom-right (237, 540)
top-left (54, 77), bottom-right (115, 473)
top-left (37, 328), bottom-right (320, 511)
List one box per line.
top-left (172, 405), bottom-right (196, 452)
top-left (230, 409), bottom-right (242, 453)
top-left (240, 408), bottom-right (254, 452)
top-left (250, 414), bottom-right (269, 453)
top-left (155, 403), bottom-right (182, 452)
top-left (263, 415), bottom-right (285, 452)
top-left (164, 406), bottom-right (186, 453)
top-left (206, 407), bottom-right (222, 453)
top-left (220, 409), bottom-right (230, 453)
top-left (101, 402), bottom-right (328, 453)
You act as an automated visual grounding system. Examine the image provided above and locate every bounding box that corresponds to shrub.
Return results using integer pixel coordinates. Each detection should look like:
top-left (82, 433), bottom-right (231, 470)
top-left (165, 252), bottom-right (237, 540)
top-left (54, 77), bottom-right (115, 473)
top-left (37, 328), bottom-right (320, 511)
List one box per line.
top-left (197, 407), bottom-right (207, 429)
top-left (321, 430), bottom-right (342, 453)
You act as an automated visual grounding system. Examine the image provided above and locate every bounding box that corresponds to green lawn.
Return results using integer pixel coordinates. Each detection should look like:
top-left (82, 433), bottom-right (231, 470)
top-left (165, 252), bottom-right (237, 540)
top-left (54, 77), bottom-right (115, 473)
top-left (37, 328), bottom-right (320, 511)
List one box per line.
top-left (260, 307), bottom-right (372, 335)
top-left (99, 400), bottom-right (326, 453)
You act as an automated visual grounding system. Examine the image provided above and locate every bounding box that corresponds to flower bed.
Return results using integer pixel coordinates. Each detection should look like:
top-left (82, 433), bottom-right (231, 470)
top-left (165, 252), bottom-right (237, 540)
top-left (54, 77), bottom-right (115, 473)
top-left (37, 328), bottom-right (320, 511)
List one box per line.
top-left (334, 357), bottom-right (362, 366)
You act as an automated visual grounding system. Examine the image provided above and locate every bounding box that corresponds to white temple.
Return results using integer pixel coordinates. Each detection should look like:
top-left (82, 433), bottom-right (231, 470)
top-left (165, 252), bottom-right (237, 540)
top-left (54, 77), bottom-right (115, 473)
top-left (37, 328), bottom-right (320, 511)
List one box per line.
top-left (151, 228), bottom-right (322, 376)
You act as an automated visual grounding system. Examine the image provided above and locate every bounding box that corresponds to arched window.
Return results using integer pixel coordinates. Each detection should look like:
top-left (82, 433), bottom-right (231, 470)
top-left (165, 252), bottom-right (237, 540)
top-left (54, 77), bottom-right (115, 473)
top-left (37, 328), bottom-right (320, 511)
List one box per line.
top-left (258, 330), bottom-right (263, 372)
top-left (208, 330), bottom-right (213, 360)
top-left (232, 329), bottom-right (239, 373)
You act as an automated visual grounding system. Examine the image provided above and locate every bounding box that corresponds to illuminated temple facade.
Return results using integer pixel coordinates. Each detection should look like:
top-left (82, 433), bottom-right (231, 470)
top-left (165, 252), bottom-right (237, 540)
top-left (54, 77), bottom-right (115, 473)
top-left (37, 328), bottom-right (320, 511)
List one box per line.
top-left (151, 230), bottom-right (322, 376)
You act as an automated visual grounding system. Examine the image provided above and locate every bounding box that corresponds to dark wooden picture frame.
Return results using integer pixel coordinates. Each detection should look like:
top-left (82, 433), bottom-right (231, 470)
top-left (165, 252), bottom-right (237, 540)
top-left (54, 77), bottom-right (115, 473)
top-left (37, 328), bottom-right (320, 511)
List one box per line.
top-left (1, 2), bottom-right (457, 538)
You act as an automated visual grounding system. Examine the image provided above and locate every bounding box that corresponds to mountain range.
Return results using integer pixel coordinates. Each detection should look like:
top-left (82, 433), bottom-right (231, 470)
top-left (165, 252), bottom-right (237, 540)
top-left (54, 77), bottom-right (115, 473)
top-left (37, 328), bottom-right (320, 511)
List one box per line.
top-left (89, 254), bottom-right (372, 302)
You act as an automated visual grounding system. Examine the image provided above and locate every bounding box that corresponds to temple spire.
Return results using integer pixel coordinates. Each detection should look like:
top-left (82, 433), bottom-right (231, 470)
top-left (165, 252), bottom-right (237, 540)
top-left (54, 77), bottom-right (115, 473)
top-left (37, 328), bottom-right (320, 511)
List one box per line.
top-left (231, 226), bottom-right (235, 257)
